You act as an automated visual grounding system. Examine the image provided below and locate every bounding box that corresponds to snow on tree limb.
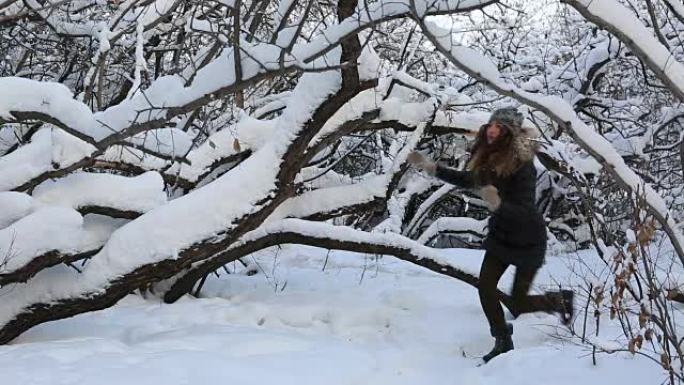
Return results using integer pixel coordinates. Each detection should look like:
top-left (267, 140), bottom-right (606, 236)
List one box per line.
top-left (0, 215), bottom-right (512, 344)
top-left (0, 170), bottom-right (166, 286)
top-left (0, 207), bottom-right (117, 286)
top-left (561, 0), bottom-right (684, 103)
top-left (270, 175), bottom-right (389, 221)
top-left (160, 218), bottom-right (511, 304)
top-left (417, 217), bottom-right (488, 245)
top-left (663, 0), bottom-right (684, 23)
top-left (32, 172), bottom-right (167, 214)
top-left (0, 128), bottom-right (97, 191)
top-left (404, 184), bottom-right (453, 237)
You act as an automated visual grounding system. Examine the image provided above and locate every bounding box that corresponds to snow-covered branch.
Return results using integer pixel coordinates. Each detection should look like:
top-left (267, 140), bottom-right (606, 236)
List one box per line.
top-left (561, 0), bottom-right (684, 102)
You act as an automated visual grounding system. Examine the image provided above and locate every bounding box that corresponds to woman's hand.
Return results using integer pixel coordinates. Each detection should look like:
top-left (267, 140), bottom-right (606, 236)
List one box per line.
top-left (407, 151), bottom-right (437, 175)
top-left (478, 185), bottom-right (501, 211)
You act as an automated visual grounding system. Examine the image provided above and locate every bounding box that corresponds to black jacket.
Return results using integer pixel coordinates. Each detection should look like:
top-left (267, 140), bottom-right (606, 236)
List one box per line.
top-left (435, 161), bottom-right (547, 268)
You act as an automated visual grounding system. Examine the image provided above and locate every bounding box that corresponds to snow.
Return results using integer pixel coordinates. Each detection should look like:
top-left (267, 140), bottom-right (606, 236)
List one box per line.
top-left (32, 171), bottom-right (167, 213)
top-left (433, 109), bottom-right (490, 132)
top-left (449, 45), bottom-right (500, 81)
top-left (375, 177), bottom-right (434, 234)
top-left (413, 0), bottom-right (495, 17)
top-left (380, 98), bottom-right (435, 126)
top-left (314, 88), bottom-right (383, 144)
top-left (231, 114), bottom-right (277, 151)
top-left (126, 128), bottom-right (194, 158)
top-left (0, 45), bottom-right (278, 192)
top-left (95, 22), bottom-right (112, 53)
top-left (572, 154), bottom-right (603, 175)
top-left (587, 336), bottom-right (623, 353)
top-left (0, 0), bottom-right (498, 194)
top-left (311, 74), bottom-right (478, 147)
top-left (136, 0), bottom-right (178, 26)
top-left (252, 91), bottom-right (292, 117)
top-left (296, 168), bottom-right (355, 190)
top-left (525, 91), bottom-right (684, 251)
top-left (393, 70), bottom-right (438, 95)
top-left (98, 114), bottom-right (274, 185)
top-left (0, 192), bottom-right (33, 229)
top-left (275, 24), bottom-right (299, 49)
top-left (0, 79), bottom-right (99, 139)
top-left (0, 129), bottom-right (88, 191)
top-left (129, 22), bottom-right (148, 100)
top-left (404, 184), bottom-right (453, 235)
top-left (387, 72), bottom-right (489, 133)
top-left (0, 207), bottom-right (100, 275)
top-left (269, 175), bottom-right (388, 221)
top-left (357, 44), bottom-right (381, 81)
top-left (50, 128), bottom-right (99, 169)
top-left (522, 77), bottom-right (544, 92)
top-left (418, 217), bottom-right (488, 244)
top-left (0, 246), bottom-right (661, 385)
top-left (273, 0), bottom-right (296, 33)
top-left (100, 146), bottom-right (170, 172)
top-left (236, 219), bottom-right (479, 278)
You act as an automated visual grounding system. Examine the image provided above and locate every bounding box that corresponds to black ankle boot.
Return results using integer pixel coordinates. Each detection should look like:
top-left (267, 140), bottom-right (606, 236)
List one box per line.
top-left (559, 290), bottom-right (574, 325)
top-left (483, 323), bottom-right (514, 363)
top-left (545, 289), bottom-right (575, 325)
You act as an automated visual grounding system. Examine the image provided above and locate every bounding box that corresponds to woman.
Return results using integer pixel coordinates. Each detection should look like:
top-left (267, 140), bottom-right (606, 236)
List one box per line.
top-left (407, 107), bottom-right (574, 363)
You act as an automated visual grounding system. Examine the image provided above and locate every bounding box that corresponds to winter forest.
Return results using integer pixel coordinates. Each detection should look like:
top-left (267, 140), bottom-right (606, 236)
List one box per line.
top-left (1, 0), bottom-right (684, 383)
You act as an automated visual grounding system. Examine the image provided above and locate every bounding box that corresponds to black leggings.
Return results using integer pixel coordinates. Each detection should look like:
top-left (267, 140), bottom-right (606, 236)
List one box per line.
top-left (478, 251), bottom-right (557, 336)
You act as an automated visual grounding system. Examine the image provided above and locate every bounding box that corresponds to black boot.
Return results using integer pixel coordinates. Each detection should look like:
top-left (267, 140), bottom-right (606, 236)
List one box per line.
top-left (482, 323), bottom-right (514, 363)
top-left (545, 289), bottom-right (575, 326)
top-left (559, 289), bottom-right (574, 326)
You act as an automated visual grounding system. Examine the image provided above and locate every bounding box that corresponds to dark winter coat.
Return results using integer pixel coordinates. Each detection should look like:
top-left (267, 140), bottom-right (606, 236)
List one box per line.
top-left (434, 137), bottom-right (547, 269)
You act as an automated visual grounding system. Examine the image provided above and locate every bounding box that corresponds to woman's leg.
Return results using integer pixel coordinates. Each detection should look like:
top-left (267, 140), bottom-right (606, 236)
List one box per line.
top-left (478, 252), bottom-right (510, 336)
top-left (509, 266), bottom-right (555, 316)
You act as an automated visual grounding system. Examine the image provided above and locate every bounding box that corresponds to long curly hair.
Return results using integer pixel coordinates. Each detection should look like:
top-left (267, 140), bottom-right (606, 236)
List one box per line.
top-left (466, 123), bottom-right (524, 181)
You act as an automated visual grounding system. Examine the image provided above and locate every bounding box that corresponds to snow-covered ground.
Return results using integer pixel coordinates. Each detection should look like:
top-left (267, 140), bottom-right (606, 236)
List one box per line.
top-left (0, 246), bottom-right (661, 384)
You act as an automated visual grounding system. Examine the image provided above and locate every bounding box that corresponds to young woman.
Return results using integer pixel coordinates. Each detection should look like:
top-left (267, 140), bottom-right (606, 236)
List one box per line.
top-left (407, 107), bottom-right (574, 363)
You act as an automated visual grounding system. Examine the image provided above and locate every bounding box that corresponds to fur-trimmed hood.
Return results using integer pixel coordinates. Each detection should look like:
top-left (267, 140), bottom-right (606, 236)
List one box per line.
top-left (510, 125), bottom-right (540, 164)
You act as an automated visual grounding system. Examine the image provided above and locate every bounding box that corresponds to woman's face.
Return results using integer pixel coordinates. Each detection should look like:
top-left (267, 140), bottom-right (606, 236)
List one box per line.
top-left (486, 122), bottom-right (503, 144)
